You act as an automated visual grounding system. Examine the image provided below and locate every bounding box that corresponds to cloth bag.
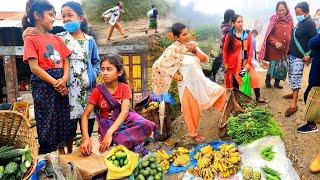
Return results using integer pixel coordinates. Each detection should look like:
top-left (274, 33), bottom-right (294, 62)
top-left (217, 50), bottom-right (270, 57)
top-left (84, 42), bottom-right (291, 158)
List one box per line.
top-left (240, 72), bottom-right (252, 97)
top-left (104, 145), bottom-right (139, 179)
top-left (304, 87), bottom-right (320, 123)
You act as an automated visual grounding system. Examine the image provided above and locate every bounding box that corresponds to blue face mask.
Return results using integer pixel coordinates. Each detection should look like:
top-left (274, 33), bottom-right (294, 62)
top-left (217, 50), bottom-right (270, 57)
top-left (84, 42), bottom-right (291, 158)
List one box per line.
top-left (63, 21), bottom-right (81, 33)
top-left (296, 15), bottom-right (305, 22)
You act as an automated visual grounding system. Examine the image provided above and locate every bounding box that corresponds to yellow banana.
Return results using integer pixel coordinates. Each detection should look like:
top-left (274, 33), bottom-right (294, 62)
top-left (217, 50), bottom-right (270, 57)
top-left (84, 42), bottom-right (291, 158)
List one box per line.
top-left (177, 147), bottom-right (190, 154)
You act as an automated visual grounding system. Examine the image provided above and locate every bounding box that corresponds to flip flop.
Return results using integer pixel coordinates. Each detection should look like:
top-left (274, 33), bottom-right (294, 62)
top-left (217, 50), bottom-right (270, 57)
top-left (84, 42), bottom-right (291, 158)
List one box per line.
top-left (285, 106), bottom-right (298, 117)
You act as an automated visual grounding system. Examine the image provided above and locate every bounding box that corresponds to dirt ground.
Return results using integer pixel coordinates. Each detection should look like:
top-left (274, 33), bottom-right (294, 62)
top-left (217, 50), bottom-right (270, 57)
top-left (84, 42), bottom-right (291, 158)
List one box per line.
top-left (163, 65), bottom-right (320, 180)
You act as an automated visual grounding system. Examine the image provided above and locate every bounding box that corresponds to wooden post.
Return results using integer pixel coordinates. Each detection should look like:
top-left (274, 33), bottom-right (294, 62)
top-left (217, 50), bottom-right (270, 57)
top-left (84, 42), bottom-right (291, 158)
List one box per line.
top-left (3, 55), bottom-right (19, 103)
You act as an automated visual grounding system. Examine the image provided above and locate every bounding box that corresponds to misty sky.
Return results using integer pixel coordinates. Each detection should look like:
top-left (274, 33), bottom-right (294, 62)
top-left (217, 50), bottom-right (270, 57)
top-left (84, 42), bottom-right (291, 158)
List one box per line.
top-left (179, 0), bottom-right (320, 16)
top-left (0, 0), bottom-right (81, 12)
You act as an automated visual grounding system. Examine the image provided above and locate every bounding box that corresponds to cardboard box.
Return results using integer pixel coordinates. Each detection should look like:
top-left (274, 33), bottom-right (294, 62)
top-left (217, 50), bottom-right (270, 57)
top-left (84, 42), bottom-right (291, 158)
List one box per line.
top-left (59, 151), bottom-right (107, 180)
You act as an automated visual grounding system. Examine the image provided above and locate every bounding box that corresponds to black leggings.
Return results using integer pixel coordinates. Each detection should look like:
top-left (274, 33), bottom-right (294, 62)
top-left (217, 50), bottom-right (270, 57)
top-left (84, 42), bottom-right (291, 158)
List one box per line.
top-left (232, 75), bottom-right (260, 100)
top-left (304, 85), bottom-right (313, 104)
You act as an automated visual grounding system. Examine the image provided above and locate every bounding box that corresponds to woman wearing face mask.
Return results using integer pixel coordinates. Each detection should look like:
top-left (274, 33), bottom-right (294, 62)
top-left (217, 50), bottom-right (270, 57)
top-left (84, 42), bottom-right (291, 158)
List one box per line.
top-left (284, 2), bottom-right (317, 117)
top-left (259, 1), bottom-right (293, 89)
top-left (152, 23), bottom-right (226, 143)
top-left (23, 1), bottom-right (100, 154)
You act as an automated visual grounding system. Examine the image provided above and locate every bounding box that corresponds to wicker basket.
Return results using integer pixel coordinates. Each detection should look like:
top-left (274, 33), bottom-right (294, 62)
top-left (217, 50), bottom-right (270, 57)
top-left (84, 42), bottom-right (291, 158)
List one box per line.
top-left (0, 110), bottom-right (38, 180)
top-left (219, 89), bottom-right (257, 138)
top-left (13, 102), bottom-right (29, 119)
top-left (138, 104), bottom-right (172, 141)
top-left (134, 95), bottom-right (172, 141)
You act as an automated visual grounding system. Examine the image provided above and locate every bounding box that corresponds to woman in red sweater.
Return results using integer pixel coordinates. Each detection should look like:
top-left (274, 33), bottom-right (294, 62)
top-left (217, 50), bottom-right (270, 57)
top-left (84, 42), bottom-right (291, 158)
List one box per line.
top-left (223, 14), bottom-right (266, 103)
top-left (259, 1), bottom-right (293, 88)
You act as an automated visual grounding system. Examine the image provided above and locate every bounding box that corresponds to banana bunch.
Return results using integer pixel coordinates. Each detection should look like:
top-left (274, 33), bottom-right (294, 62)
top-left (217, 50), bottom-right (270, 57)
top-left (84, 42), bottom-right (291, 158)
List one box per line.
top-left (212, 144), bottom-right (241, 178)
top-left (155, 150), bottom-right (171, 172)
top-left (197, 156), bottom-right (212, 169)
top-left (173, 154), bottom-right (190, 167)
top-left (172, 147), bottom-right (190, 167)
top-left (141, 101), bottom-right (160, 113)
top-left (242, 166), bottom-right (261, 180)
top-left (194, 145), bottom-right (214, 161)
top-left (188, 165), bottom-right (218, 179)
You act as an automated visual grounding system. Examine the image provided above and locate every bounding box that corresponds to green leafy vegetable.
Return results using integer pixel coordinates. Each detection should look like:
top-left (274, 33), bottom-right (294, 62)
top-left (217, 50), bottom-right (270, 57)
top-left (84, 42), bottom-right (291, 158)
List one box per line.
top-left (262, 166), bottom-right (281, 180)
top-left (260, 146), bottom-right (276, 161)
top-left (227, 108), bottom-right (282, 144)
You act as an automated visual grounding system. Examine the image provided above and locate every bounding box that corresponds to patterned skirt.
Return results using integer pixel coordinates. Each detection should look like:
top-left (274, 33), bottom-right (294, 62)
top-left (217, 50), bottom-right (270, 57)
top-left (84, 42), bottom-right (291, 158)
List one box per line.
top-left (288, 55), bottom-right (304, 90)
top-left (31, 69), bottom-right (75, 154)
top-left (267, 59), bottom-right (288, 81)
top-left (97, 111), bottom-right (157, 150)
top-left (149, 19), bottom-right (157, 29)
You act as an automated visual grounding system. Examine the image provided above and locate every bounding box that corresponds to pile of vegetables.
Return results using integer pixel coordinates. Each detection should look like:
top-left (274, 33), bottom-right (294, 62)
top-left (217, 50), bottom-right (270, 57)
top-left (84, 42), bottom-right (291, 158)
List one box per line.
top-left (260, 146), bottom-right (276, 161)
top-left (133, 156), bottom-right (163, 180)
top-left (0, 145), bottom-right (33, 180)
top-left (106, 149), bottom-right (129, 168)
top-left (227, 108), bottom-right (282, 144)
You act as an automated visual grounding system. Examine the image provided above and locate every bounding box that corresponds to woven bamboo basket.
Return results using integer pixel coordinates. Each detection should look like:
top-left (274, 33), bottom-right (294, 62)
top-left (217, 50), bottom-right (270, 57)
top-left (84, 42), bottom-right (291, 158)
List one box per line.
top-left (134, 95), bottom-right (172, 141)
top-left (219, 89), bottom-right (257, 138)
top-left (0, 110), bottom-right (38, 180)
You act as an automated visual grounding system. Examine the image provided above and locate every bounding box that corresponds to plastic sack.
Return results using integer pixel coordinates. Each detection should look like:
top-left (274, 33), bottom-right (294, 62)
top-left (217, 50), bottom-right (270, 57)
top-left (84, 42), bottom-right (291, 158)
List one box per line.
top-left (238, 136), bottom-right (300, 180)
top-left (104, 145), bottom-right (139, 180)
top-left (147, 9), bottom-right (154, 17)
top-left (304, 87), bottom-right (320, 123)
top-left (240, 72), bottom-right (252, 97)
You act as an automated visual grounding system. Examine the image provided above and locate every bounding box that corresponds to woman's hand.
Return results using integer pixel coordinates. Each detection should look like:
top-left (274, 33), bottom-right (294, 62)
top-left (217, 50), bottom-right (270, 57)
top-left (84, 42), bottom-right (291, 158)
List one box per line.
top-left (303, 56), bottom-right (311, 64)
top-left (172, 72), bottom-right (183, 81)
top-left (275, 42), bottom-right (283, 49)
top-left (186, 41), bottom-right (197, 53)
top-left (80, 138), bottom-right (92, 156)
top-left (22, 27), bottom-right (39, 39)
top-left (99, 131), bottom-right (113, 153)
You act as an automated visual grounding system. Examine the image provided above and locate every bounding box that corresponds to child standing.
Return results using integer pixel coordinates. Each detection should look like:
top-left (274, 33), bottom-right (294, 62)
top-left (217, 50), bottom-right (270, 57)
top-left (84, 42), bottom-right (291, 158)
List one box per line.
top-left (22, 0), bottom-right (72, 154)
top-left (146, 5), bottom-right (159, 34)
top-left (23, 1), bottom-right (101, 154)
top-left (80, 54), bottom-right (157, 155)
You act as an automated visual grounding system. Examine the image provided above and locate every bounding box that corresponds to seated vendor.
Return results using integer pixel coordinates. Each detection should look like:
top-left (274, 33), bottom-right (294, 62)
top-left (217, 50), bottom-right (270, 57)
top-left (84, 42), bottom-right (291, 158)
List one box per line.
top-left (80, 53), bottom-right (157, 155)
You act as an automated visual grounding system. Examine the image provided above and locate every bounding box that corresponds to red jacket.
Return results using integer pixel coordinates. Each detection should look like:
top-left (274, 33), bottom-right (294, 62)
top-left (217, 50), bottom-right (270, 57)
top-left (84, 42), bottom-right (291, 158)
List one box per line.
top-left (223, 31), bottom-right (253, 74)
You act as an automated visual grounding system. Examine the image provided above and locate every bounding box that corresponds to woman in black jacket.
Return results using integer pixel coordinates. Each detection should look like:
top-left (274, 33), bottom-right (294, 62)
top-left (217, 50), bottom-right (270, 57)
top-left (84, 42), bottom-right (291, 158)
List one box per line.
top-left (296, 33), bottom-right (320, 133)
top-left (284, 2), bottom-right (317, 117)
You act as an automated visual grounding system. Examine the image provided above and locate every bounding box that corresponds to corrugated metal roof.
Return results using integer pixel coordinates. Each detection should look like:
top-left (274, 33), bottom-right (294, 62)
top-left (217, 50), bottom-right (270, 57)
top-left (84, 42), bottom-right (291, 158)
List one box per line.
top-left (0, 12), bottom-right (24, 20)
top-left (0, 12), bottom-right (63, 27)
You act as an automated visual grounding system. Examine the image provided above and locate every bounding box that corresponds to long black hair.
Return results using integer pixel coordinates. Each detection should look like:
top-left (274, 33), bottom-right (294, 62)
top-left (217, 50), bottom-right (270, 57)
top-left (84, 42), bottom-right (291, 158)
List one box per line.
top-left (276, 1), bottom-right (289, 15)
top-left (101, 53), bottom-right (127, 84)
top-left (22, 0), bottom-right (55, 30)
top-left (223, 9), bottom-right (235, 24)
top-left (227, 14), bottom-right (243, 53)
top-left (62, 1), bottom-right (89, 34)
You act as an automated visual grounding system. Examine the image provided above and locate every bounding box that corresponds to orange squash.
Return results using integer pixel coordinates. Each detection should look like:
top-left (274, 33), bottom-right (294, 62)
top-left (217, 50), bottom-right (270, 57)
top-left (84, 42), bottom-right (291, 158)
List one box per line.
top-left (310, 154), bottom-right (320, 173)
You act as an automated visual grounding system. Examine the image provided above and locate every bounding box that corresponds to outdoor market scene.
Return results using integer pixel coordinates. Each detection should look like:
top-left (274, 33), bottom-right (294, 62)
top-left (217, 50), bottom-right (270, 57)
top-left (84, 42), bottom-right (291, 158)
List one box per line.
top-left (1, 0), bottom-right (320, 179)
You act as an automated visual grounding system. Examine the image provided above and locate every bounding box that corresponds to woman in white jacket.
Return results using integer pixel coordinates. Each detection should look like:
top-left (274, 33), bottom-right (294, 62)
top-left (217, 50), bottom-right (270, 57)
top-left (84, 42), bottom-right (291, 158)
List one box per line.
top-left (103, 1), bottom-right (128, 41)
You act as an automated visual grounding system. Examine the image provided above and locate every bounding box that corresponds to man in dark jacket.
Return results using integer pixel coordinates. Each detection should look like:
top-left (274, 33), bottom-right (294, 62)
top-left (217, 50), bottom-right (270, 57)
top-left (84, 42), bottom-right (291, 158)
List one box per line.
top-left (210, 9), bottom-right (235, 82)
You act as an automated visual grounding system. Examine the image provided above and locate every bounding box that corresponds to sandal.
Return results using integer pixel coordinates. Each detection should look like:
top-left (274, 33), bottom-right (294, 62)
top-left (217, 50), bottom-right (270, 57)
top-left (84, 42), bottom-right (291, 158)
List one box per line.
top-left (123, 35), bottom-right (128, 38)
top-left (283, 93), bottom-right (293, 99)
top-left (192, 134), bottom-right (205, 143)
top-left (285, 106), bottom-right (298, 117)
top-left (256, 97), bottom-right (267, 104)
